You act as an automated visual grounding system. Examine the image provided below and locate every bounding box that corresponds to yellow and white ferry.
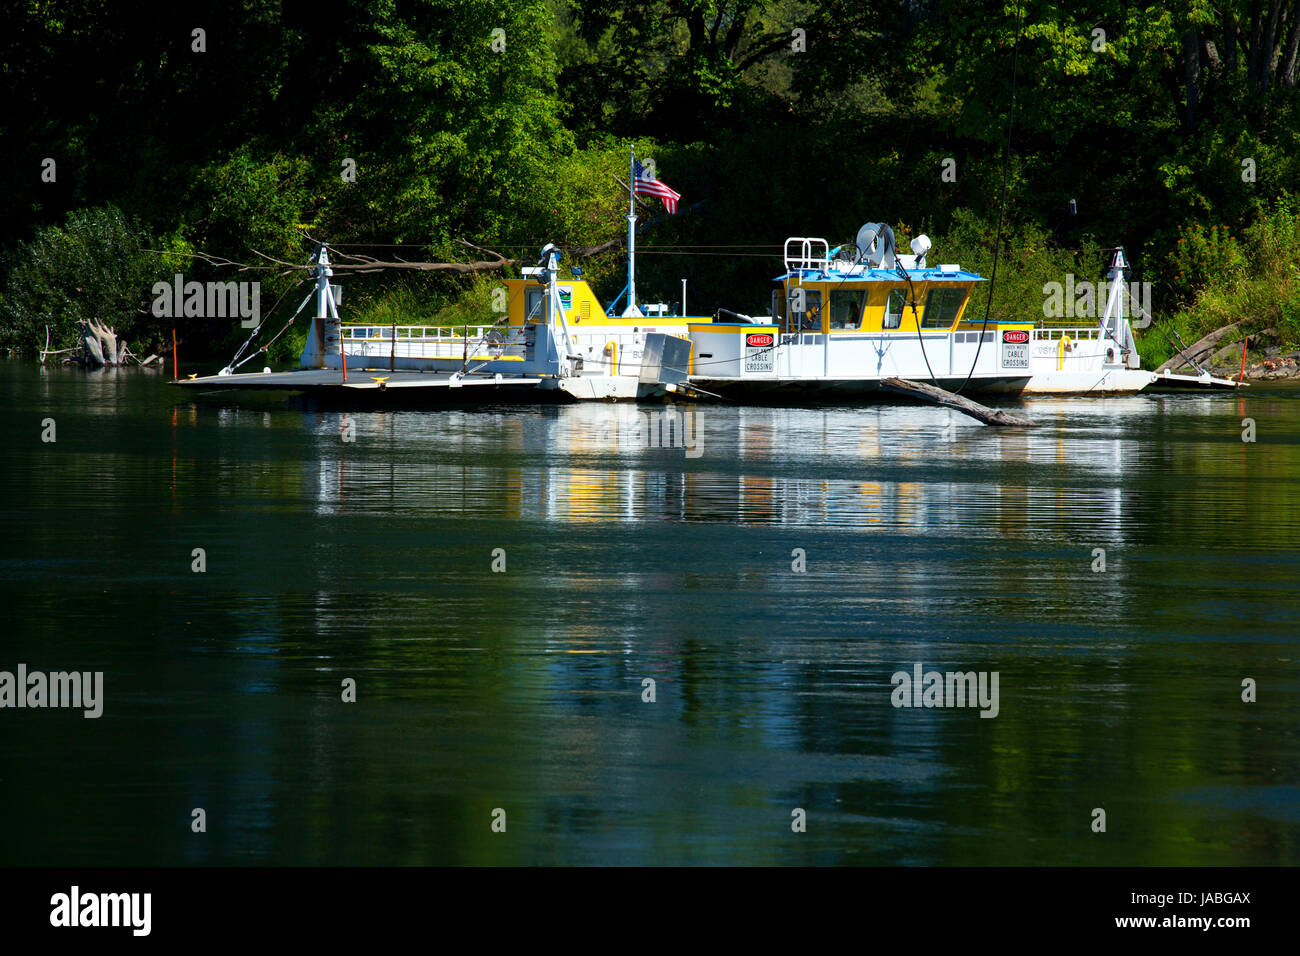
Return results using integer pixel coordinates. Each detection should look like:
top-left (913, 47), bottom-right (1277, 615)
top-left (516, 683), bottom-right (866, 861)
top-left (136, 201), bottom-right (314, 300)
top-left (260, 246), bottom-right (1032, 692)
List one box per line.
top-left (177, 222), bottom-right (1239, 401)
top-left (688, 226), bottom-right (1168, 398)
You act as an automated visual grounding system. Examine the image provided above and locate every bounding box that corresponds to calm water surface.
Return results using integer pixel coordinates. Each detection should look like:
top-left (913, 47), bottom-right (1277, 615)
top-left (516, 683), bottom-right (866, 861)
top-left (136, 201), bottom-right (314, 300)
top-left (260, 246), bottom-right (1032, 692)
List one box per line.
top-left (1, 360), bottom-right (1297, 865)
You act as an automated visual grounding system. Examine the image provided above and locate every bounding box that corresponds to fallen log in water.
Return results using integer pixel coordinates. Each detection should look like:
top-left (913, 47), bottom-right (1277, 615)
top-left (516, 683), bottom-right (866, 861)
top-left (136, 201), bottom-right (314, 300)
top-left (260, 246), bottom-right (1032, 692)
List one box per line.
top-left (1155, 320), bottom-right (1246, 373)
top-left (71, 318), bottom-right (129, 366)
top-left (1205, 327), bottom-right (1274, 369)
top-left (81, 325), bottom-right (105, 365)
top-left (881, 377), bottom-right (1035, 427)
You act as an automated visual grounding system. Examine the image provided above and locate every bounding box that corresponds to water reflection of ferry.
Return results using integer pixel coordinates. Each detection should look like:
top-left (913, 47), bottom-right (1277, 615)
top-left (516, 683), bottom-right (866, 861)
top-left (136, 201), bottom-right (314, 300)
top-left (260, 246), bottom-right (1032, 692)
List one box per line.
top-left (306, 404), bottom-right (1141, 550)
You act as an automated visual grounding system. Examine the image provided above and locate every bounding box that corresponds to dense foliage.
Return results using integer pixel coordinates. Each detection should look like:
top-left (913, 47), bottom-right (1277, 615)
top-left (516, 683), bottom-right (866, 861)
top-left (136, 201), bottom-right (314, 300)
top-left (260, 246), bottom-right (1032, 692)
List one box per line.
top-left (2, 0), bottom-right (1298, 362)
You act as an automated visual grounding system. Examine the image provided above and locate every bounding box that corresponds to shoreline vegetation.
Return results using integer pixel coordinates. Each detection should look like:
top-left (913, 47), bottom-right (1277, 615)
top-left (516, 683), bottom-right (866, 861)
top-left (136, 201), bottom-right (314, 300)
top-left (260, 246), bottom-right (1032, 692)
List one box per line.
top-left (2, 2), bottom-right (1297, 380)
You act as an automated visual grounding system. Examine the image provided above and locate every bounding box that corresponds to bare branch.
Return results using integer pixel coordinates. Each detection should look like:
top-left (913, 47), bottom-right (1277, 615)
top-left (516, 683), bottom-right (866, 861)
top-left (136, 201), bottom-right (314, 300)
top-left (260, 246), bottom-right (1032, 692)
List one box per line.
top-left (736, 32), bottom-right (795, 71)
top-left (146, 239), bottom-right (522, 275)
top-left (454, 237), bottom-right (513, 261)
top-left (142, 248), bottom-right (285, 272)
top-left (569, 238), bottom-right (624, 258)
top-left (252, 249), bottom-right (310, 269)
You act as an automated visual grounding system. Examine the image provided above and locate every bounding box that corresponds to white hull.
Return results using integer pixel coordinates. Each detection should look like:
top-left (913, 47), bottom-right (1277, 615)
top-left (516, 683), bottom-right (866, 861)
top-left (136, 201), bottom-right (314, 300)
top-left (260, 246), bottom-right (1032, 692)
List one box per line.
top-left (321, 323), bottom-right (1223, 399)
top-left (1007, 369), bottom-right (1156, 394)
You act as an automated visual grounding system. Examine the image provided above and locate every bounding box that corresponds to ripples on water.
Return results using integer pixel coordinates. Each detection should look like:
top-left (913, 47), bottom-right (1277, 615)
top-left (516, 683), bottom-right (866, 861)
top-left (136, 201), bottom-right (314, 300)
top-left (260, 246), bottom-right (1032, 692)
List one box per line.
top-left (1, 363), bottom-right (1297, 865)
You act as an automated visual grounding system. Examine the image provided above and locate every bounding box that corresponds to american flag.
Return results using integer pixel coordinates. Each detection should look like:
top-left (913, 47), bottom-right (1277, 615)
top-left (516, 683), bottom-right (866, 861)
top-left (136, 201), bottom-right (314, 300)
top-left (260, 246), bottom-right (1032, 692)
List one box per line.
top-left (633, 158), bottom-right (681, 214)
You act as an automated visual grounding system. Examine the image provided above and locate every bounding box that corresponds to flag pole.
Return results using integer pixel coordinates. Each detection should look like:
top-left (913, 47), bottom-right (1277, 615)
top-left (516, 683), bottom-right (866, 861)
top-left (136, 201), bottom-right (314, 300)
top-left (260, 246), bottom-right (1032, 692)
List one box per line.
top-left (626, 145), bottom-right (639, 317)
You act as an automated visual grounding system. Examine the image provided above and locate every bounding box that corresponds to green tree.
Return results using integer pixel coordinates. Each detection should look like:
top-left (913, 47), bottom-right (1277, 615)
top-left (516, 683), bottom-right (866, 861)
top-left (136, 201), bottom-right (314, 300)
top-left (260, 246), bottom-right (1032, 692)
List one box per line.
top-left (1, 205), bottom-right (167, 353)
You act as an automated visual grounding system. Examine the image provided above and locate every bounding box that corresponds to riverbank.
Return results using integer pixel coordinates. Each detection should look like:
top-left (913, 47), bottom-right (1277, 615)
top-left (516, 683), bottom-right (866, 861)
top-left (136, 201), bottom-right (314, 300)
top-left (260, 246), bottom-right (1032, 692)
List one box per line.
top-left (1242, 349), bottom-right (1300, 381)
top-left (1179, 346), bottom-right (1300, 383)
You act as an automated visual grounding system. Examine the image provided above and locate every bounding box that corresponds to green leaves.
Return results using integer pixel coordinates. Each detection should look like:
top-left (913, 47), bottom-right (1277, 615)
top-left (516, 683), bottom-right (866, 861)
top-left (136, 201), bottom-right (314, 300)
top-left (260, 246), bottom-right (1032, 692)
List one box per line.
top-left (190, 145), bottom-right (314, 262)
top-left (344, 0), bottom-right (570, 243)
top-left (1, 205), bottom-right (159, 352)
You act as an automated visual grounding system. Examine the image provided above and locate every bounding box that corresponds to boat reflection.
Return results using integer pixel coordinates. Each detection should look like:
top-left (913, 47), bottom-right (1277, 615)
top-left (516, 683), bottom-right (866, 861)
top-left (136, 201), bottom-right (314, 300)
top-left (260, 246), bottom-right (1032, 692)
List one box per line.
top-left (303, 402), bottom-right (1152, 548)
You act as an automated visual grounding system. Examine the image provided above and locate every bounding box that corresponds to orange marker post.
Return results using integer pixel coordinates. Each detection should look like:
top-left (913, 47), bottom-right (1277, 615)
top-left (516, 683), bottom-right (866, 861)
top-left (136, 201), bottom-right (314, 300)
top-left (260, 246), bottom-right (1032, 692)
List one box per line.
top-left (172, 329), bottom-right (178, 381)
top-left (1239, 335), bottom-right (1248, 384)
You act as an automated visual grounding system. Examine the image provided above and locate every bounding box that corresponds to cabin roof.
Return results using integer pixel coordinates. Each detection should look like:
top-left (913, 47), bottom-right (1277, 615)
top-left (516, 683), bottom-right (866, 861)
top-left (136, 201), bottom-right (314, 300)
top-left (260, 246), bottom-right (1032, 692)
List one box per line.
top-left (776, 267), bottom-right (987, 283)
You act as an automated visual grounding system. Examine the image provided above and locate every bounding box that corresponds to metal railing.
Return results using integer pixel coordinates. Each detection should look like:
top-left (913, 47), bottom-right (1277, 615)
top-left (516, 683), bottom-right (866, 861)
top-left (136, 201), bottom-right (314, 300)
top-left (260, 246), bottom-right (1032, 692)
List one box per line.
top-left (783, 237), bottom-right (830, 272)
top-left (338, 325), bottom-right (524, 361)
top-left (340, 325), bottom-right (502, 341)
top-left (1032, 326), bottom-right (1102, 340)
top-left (1033, 324), bottom-right (1104, 337)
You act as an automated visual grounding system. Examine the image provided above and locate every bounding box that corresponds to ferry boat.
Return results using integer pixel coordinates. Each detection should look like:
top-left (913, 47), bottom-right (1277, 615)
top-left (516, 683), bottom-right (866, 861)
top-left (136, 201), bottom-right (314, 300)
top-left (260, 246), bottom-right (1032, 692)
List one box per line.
top-left (287, 242), bottom-right (710, 401)
top-left (176, 221), bottom-right (1239, 401)
top-left (687, 225), bottom-right (1165, 398)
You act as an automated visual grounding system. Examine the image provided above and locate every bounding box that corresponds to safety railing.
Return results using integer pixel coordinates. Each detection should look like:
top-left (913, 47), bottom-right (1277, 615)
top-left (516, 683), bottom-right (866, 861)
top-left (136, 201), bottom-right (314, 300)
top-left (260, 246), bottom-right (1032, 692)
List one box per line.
top-left (1032, 327), bottom-right (1102, 340)
top-left (783, 237), bottom-right (830, 273)
top-left (340, 325), bottom-right (502, 341)
top-left (338, 325), bottom-right (524, 360)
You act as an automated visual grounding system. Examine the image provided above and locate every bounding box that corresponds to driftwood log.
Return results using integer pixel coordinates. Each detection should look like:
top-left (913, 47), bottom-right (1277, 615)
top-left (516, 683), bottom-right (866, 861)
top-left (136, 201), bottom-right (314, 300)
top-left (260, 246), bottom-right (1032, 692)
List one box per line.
top-left (62, 318), bottom-right (132, 366)
top-left (40, 317), bottom-right (168, 368)
top-left (881, 377), bottom-right (1035, 427)
top-left (82, 329), bottom-right (104, 365)
top-left (1205, 327), bottom-right (1273, 367)
top-left (1155, 321), bottom-right (1246, 373)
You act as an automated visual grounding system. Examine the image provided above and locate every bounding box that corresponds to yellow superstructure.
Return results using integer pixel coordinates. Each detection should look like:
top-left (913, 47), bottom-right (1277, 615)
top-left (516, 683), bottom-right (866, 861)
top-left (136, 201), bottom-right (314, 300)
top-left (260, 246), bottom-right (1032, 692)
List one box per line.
top-left (502, 277), bottom-right (712, 327)
top-left (774, 276), bottom-right (1032, 336)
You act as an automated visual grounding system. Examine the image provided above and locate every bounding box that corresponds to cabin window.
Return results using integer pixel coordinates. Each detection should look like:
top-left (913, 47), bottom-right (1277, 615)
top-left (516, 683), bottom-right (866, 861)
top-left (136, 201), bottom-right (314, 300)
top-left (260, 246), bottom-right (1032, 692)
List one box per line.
top-left (772, 287), bottom-right (787, 328)
top-left (829, 290), bottom-right (867, 330)
top-left (922, 287), bottom-right (965, 329)
top-left (525, 287), bottom-right (544, 322)
top-left (788, 287), bottom-right (821, 332)
top-left (883, 289), bottom-right (906, 330)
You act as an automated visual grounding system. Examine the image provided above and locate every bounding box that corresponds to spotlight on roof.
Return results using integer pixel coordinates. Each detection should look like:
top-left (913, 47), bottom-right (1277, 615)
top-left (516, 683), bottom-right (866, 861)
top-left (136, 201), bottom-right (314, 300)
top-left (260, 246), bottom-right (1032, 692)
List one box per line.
top-left (910, 234), bottom-right (931, 267)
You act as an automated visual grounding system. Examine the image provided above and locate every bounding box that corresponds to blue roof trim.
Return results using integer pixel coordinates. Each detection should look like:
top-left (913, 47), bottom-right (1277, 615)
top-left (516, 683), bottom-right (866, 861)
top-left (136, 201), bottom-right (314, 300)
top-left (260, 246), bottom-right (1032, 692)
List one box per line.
top-left (775, 268), bottom-right (987, 282)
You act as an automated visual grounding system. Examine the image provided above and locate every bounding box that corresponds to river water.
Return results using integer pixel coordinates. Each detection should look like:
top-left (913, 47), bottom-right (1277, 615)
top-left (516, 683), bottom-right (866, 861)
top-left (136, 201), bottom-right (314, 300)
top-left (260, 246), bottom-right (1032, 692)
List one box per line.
top-left (2, 360), bottom-right (1297, 865)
